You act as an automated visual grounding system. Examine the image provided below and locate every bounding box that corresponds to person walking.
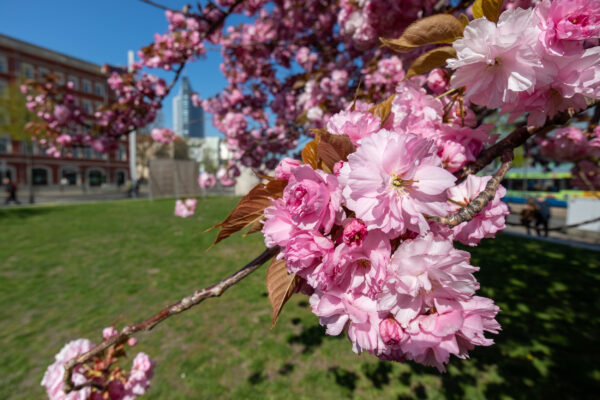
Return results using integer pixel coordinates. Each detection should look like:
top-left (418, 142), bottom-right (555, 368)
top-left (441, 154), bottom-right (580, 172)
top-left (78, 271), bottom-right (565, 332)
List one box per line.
top-left (521, 198), bottom-right (538, 236)
top-left (3, 177), bottom-right (20, 205)
top-left (535, 196), bottom-right (550, 237)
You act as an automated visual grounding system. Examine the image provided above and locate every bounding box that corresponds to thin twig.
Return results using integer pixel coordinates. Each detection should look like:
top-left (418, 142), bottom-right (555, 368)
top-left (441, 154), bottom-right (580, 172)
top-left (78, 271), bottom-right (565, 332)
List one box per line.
top-left (63, 246), bottom-right (279, 393)
top-left (431, 150), bottom-right (514, 227)
top-left (457, 100), bottom-right (599, 180)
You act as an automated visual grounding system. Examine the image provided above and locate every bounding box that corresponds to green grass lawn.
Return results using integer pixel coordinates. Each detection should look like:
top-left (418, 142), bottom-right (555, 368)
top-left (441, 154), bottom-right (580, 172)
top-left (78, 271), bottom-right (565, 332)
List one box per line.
top-left (1, 197), bottom-right (599, 399)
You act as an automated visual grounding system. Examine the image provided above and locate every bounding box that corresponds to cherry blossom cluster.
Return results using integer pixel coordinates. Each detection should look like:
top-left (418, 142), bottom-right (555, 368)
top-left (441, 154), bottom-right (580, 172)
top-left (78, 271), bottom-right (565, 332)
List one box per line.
top-left (174, 198), bottom-right (198, 218)
top-left (41, 328), bottom-right (153, 400)
top-left (22, 69), bottom-right (167, 154)
top-left (448, 0), bottom-right (600, 127)
top-left (262, 79), bottom-right (509, 370)
top-left (150, 127), bottom-right (176, 144)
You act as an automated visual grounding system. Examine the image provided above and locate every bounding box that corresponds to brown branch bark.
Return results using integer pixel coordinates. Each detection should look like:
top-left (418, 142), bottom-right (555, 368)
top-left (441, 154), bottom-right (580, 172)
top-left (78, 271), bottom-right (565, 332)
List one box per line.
top-left (431, 150), bottom-right (513, 227)
top-left (63, 246), bottom-right (279, 394)
top-left (456, 100), bottom-right (599, 180)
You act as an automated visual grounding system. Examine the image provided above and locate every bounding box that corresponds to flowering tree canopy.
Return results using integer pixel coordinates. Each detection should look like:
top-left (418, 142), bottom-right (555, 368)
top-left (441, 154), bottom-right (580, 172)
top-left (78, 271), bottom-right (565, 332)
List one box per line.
top-left (30, 0), bottom-right (600, 399)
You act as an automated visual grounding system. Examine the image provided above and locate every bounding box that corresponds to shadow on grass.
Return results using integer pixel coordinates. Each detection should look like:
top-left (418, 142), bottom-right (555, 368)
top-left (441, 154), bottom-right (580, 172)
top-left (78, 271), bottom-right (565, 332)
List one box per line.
top-left (446, 235), bottom-right (600, 399)
top-left (290, 235), bottom-right (600, 398)
top-left (0, 206), bottom-right (54, 219)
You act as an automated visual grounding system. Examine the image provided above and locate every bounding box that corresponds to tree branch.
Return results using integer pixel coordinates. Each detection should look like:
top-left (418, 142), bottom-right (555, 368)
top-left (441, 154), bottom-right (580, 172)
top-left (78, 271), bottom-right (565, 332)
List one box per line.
top-left (431, 150), bottom-right (513, 227)
top-left (62, 246), bottom-right (279, 394)
top-left (456, 100), bottom-right (599, 180)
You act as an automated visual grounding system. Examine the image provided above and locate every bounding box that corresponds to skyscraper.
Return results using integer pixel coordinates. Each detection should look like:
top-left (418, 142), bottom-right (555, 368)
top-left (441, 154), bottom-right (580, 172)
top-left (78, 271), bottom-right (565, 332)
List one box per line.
top-left (172, 76), bottom-right (204, 138)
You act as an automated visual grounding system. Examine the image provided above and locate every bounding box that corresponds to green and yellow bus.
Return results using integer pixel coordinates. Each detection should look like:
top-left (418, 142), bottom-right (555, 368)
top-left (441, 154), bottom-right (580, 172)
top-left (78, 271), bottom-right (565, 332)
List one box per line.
top-left (501, 167), bottom-right (597, 207)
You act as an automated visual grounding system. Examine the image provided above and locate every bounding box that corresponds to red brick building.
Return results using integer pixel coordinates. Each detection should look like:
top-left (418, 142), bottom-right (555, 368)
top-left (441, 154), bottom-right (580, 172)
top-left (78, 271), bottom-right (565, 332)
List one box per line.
top-left (0, 33), bottom-right (129, 188)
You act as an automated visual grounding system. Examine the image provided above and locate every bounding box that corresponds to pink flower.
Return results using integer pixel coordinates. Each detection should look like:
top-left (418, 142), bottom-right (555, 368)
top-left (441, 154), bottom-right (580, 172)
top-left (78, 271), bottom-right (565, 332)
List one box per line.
top-left (282, 165), bottom-right (341, 233)
top-left (446, 175), bottom-right (509, 246)
top-left (198, 172), bottom-right (216, 188)
top-left (310, 288), bottom-right (384, 355)
top-left (436, 124), bottom-right (497, 173)
top-left (536, 0), bottom-right (600, 56)
top-left (262, 199), bottom-right (295, 248)
top-left (284, 230), bottom-right (334, 290)
top-left (379, 317), bottom-right (404, 345)
top-left (326, 110), bottom-right (381, 143)
top-left (274, 157), bottom-right (301, 180)
top-left (53, 105), bottom-right (71, 124)
top-left (328, 229), bottom-right (391, 297)
top-left (342, 219), bottom-right (367, 247)
top-left (216, 167), bottom-right (236, 187)
top-left (123, 352), bottom-right (154, 400)
top-left (341, 130), bottom-right (455, 235)
top-left (426, 68), bottom-right (450, 94)
top-left (151, 128), bottom-right (176, 144)
top-left (391, 81), bottom-right (443, 137)
top-left (174, 198), bottom-right (197, 218)
top-left (448, 8), bottom-right (543, 108)
top-left (378, 234), bottom-right (479, 326)
top-left (540, 127), bottom-right (589, 161)
top-left (41, 339), bottom-right (94, 400)
top-left (103, 326), bottom-right (118, 339)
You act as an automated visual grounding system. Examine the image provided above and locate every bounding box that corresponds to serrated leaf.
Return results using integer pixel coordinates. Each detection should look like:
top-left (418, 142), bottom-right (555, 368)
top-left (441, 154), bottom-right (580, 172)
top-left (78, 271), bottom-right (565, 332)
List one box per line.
top-left (368, 94), bottom-right (395, 127)
top-left (406, 46), bottom-right (457, 78)
top-left (472, 0), bottom-right (503, 22)
top-left (380, 14), bottom-right (465, 53)
top-left (208, 179), bottom-right (287, 245)
top-left (266, 256), bottom-right (300, 328)
top-left (301, 138), bottom-right (319, 169)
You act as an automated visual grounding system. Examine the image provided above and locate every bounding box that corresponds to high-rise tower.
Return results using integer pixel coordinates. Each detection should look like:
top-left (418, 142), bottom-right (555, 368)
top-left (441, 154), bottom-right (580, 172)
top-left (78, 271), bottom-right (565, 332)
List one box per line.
top-left (172, 77), bottom-right (204, 138)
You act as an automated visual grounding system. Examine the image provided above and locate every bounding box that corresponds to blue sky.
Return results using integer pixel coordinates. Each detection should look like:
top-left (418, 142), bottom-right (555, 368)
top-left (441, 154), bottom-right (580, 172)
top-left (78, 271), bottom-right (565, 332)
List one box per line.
top-left (0, 0), bottom-right (236, 137)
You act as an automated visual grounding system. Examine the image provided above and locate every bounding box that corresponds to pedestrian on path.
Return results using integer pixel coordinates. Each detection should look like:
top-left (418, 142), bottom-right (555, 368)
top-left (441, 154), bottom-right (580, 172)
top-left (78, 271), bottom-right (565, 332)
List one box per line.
top-left (3, 177), bottom-right (20, 205)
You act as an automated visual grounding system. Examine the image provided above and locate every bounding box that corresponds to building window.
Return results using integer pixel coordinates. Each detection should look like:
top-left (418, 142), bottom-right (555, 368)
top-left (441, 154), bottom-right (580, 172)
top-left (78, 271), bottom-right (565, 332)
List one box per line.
top-left (0, 136), bottom-right (11, 153)
top-left (82, 99), bottom-right (92, 113)
top-left (68, 75), bottom-right (79, 90)
top-left (71, 147), bottom-right (80, 158)
top-left (94, 82), bottom-right (105, 96)
top-left (0, 79), bottom-right (7, 98)
top-left (82, 79), bottom-right (92, 93)
top-left (55, 72), bottom-right (65, 85)
top-left (115, 170), bottom-right (126, 186)
top-left (61, 168), bottom-right (78, 185)
top-left (39, 67), bottom-right (50, 78)
top-left (84, 146), bottom-right (92, 159)
top-left (32, 167), bottom-right (50, 185)
top-left (117, 145), bottom-right (126, 161)
top-left (0, 54), bottom-right (7, 73)
top-left (87, 169), bottom-right (105, 187)
top-left (21, 63), bottom-right (34, 79)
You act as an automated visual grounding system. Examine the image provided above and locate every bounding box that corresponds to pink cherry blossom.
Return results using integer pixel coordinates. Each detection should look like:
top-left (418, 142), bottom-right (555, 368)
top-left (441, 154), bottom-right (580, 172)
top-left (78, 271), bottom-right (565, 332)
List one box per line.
top-left (198, 172), bottom-right (217, 188)
top-left (41, 339), bottom-right (94, 400)
top-left (284, 230), bottom-right (334, 290)
top-left (174, 198), bottom-right (197, 218)
top-left (326, 109), bottom-right (381, 143)
top-left (151, 127), bottom-right (176, 144)
top-left (378, 234), bottom-right (479, 326)
top-left (282, 165), bottom-right (341, 233)
top-left (342, 219), bottom-right (368, 247)
top-left (536, 0), bottom-right (600, 56)
top-left (103, 326), bottom-right (118, 339)
top-left (448, 7), bottom-right (543, 108)
top-left (446, 175), bottom-right (510, 246)
top-left (341, 130), bottom-right (455, 235)
top-left (274, 157), bottom-right (301, 180)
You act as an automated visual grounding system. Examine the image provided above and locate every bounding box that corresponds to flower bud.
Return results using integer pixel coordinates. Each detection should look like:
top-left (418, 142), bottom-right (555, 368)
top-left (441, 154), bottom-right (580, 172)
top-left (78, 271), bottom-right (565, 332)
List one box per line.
top-left (379, 317), bottom-right (403, 345)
